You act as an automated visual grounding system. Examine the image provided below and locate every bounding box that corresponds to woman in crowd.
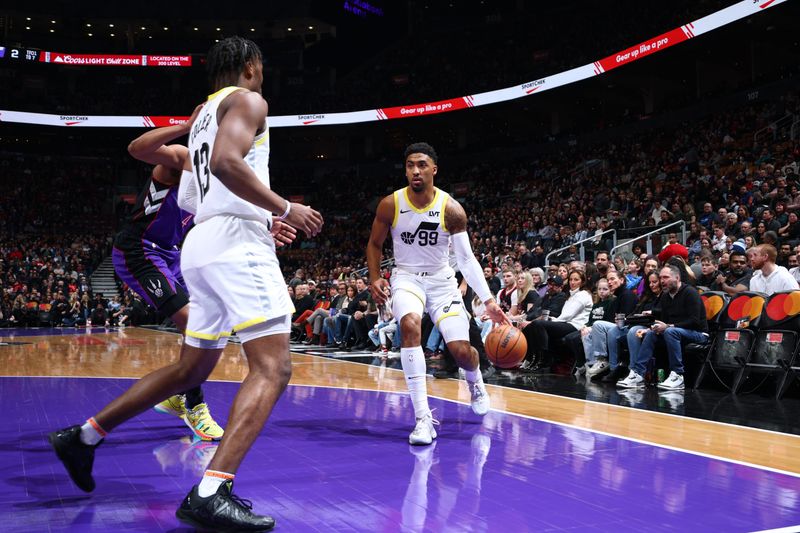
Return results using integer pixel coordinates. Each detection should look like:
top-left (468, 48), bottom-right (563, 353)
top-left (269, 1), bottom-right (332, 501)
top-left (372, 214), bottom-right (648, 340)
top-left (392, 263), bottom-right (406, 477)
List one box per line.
top-left (509, 271), bottom-right (541, 324)
top-left (519, 269), bottom-right (593, 372)
top-left (530, 267), bottom-right (547, 299)
top-left (615, 271), bottom-right (666, 386)
top-left (567, 277), bottom-right (615, 375)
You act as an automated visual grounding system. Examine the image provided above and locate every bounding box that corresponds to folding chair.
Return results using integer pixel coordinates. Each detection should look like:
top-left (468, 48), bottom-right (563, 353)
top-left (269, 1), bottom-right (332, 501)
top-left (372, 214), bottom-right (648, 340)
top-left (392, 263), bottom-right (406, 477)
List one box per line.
top-left (693, 292), bottom-right (766, 391)
top-left (759, 291), bottom-right (800, 399)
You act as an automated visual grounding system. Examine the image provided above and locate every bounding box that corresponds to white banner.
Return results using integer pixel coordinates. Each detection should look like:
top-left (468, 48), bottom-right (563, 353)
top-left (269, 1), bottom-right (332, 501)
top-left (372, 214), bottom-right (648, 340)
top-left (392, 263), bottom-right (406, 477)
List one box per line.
top-left (0, 0), bottom-right (787, 129)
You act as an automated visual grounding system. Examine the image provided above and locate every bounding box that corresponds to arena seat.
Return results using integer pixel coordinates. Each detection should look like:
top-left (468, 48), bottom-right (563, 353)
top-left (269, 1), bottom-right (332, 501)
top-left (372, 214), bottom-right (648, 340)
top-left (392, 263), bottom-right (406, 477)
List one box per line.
top-left (693, 292), bottom-right (766, 392)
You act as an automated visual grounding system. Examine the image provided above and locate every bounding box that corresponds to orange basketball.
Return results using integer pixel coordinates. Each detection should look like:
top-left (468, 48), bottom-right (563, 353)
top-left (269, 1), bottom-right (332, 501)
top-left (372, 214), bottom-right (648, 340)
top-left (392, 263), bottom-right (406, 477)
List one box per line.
top-left (485, 325), bottom-right (527, 368)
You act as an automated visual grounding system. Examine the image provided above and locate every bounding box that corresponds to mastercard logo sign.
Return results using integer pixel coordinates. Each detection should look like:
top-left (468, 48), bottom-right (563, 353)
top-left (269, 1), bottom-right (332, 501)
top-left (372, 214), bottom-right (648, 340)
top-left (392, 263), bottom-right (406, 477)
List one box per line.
top-left (765, 291), bottom-right (800, 322)
top-left (702, 294), bottom-right (725, 320)
top-left (726, 294), bottom-right (766, 322)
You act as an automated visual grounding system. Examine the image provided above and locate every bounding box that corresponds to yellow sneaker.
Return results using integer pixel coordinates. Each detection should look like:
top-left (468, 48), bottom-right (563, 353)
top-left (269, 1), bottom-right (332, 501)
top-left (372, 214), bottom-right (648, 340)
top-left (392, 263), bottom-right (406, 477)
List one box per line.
top-left (153, 395), bottom-right (187, 418)
top-left (184, 403), bottom-right (224, 441)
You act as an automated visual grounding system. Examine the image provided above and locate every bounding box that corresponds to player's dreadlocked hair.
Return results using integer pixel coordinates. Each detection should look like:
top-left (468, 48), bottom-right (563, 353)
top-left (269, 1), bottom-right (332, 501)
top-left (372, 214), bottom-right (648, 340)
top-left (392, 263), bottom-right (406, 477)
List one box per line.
top-left (206, 36), bottom-right (263, 89)
top-left (404, 142), bottom-right (438, 165)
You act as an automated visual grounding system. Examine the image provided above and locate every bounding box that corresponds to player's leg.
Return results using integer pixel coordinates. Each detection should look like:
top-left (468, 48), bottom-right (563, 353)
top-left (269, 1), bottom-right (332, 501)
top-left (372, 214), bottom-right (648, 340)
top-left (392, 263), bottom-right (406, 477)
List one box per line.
top-left (392, 283), bottom-right (437, 445)
top-left (48, 341), bottom-right (224, 493)
top-left (429, 273), bottom-right (491, 415)
top-left (175, 323), bottom-right (280, 532)
top-left (438, 310), bottom-right (491, 416)
top-left (177, 219), bottom-right (292, 531)
top-left (203, 319), bottom-right (291, 475)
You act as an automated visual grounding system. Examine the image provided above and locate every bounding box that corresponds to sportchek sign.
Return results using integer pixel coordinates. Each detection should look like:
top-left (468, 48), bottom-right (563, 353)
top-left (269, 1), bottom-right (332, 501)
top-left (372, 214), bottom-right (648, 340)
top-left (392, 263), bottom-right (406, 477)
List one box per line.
top-left (3, 0), bottom-right (788, 128)
top-left (40, 52), bottom-right (191, 67)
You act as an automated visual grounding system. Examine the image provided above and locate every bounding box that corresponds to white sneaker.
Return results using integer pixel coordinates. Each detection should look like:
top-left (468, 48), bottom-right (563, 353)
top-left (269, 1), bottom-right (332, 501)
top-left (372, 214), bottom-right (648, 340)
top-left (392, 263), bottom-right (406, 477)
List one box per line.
top-left (409, 412), bottom-right (439, 446)
top-left (617, 369), bottom-right (645, 389)
top-left (586, 359), bottom-right (609, 377)
top-left (467, 380), bottom-right (491, 416)
top-left (658, 371), bottom-right (685, 390)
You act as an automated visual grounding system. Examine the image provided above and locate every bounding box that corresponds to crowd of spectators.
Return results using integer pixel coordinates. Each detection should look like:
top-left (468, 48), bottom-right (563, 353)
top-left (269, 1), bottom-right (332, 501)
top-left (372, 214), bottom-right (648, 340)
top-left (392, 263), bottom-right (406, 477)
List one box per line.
top-left (0, 153), bottom-right (122, 327)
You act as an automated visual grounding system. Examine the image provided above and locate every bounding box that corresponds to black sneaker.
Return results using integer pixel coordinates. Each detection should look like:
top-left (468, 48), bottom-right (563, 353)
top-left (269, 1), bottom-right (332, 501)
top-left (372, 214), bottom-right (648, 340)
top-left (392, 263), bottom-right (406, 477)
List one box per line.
top-left (48, 425), bottom-right (101, 492)
top-left (176, 480), bottom-right (275, 532)
top-left (601, 365), bottom-right (629, 383)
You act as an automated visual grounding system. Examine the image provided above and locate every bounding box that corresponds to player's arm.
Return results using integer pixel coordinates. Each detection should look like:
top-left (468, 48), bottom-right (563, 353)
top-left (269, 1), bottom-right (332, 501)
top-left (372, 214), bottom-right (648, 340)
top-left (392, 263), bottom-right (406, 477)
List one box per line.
top-left (367, 194), bottom-right (394, 305)
top-left (211, 91), bottom-right (323, 236)
top-left (446, 198), bottom-right (511, 326)
top-left (128, 105), bottom-right (202, 183)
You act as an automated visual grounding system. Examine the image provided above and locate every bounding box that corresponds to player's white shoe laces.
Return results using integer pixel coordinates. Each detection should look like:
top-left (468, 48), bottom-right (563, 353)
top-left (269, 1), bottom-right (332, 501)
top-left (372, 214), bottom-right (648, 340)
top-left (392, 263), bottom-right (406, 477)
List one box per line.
top-left (409, 410), bottom-right (440, 446)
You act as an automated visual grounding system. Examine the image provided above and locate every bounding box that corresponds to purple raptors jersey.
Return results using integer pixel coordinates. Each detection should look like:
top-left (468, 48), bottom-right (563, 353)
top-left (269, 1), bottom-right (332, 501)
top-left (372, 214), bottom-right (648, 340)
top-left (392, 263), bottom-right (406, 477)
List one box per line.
top-left (116, 175), bottom-right (194, 254)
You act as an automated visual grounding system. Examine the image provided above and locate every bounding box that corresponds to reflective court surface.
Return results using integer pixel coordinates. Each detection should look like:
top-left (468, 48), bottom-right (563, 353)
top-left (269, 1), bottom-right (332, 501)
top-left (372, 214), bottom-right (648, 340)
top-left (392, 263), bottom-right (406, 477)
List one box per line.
top-left (2, 327), bottom-right (800, 532)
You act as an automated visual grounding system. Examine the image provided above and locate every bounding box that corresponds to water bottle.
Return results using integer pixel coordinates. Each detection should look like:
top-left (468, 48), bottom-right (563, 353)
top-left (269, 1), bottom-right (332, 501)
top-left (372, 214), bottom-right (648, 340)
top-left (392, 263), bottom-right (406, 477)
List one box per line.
top-left (657, 369), bottom-right (665, 383)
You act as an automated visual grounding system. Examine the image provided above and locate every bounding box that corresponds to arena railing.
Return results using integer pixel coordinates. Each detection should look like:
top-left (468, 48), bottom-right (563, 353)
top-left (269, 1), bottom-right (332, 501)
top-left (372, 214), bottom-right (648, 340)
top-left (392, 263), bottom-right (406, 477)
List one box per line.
top-left (609, 220), bottom-right (687, 261)
top-left (545, 229), bottom-right (617, 267)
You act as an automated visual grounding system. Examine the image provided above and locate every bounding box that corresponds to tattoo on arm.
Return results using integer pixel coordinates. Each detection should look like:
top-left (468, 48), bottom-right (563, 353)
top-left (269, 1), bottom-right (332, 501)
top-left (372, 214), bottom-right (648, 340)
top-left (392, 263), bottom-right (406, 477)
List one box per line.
top-left (444, 198), bottom-right (468, 234)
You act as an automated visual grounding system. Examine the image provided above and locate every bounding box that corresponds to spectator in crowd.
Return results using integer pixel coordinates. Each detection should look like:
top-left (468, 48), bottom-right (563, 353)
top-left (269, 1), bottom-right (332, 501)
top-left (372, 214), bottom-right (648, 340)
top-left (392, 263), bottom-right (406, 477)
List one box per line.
top-left (618, 264), bottom-right (708, 391)
top-left (584, 269), bottom-right (638, 381)
top-left (520, 269), bottom-right (593, 372)
top-left (788, 254), bottom-right (800, 283)
top-left (509, 271), bottom-right (541, 324)
top-left (530, 267), bottom-right (547, 298)
top-left (715, 250), bottom-right (753, 296)
top-left (483, 266), bottom-right (501, 296)
top-left (566, 277), bottom-right (615, 375)
top-left (697, 254), bottom-right (721, 289)
top-left (496, 269), bottom-right (517, 313)
top-left (749, 244), bottom-right (800, 295)
top-left (625, 259), bottom-right (642, 290)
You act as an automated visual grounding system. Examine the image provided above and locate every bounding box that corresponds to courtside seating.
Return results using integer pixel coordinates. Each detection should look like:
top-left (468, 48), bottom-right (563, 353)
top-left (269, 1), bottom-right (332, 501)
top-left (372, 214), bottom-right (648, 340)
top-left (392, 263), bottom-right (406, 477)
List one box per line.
top-left (757, 291), bottom-right (800, 399)
top-left (693, 291), bottom-right (766, 391)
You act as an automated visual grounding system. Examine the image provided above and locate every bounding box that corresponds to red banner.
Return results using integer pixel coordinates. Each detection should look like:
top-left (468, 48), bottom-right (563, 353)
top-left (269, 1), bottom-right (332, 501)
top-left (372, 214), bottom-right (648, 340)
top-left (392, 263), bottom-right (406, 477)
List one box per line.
top-left (378, 96), bottom-right (473, 120)
top-left (597, 27), bottom-right (690, 73)
top-left (40, 52), bottom-right (191, 67)
top-left (145, 116), bottom-right (190, 127)
top-left (145, 55), bottom-right (192, 67)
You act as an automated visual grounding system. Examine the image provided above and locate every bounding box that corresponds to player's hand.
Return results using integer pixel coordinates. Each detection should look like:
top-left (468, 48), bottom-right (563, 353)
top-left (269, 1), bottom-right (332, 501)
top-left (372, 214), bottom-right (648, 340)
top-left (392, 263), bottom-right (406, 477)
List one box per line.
top-left (270, 220), bottom-right (297, 247)
top-left (485, 300), bottom-right (512, 327)
top-left (370, 278), bottom-right (390, 306)
top-left (285, 203), bottom-right (324, 238)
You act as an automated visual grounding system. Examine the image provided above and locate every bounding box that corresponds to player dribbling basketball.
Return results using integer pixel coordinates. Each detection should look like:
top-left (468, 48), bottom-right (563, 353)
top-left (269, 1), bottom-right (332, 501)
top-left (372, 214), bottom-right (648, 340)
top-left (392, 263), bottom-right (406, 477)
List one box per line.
top-left (367, 142), bottom-right (510, 445)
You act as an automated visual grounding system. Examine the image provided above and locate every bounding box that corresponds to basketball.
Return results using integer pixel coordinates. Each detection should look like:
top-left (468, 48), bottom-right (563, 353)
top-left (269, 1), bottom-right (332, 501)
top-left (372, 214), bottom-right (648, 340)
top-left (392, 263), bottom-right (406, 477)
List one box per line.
top-left (485, 325), bottom-right (527, 368)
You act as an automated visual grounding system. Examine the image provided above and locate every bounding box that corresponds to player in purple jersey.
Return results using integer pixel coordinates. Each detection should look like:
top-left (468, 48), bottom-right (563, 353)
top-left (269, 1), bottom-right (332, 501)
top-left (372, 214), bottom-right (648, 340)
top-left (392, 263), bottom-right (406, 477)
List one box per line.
top-left (111, 109), bottom-right (224, 441)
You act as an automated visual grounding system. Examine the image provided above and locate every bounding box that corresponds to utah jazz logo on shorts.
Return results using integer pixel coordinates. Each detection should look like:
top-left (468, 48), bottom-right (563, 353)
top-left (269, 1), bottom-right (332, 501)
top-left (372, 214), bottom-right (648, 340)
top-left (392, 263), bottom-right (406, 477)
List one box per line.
top-left (442, 300), bottom-right (461, 313)
top-left (400, 221), bottom-right (439, 246)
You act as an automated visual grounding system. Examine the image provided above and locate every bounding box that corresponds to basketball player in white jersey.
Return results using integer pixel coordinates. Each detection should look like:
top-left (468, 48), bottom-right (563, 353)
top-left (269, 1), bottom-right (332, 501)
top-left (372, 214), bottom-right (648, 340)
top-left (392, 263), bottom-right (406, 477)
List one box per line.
top-left (367, 142), bottom-right (509, 445)
top-left (49, 37), bottom-right (323, 531)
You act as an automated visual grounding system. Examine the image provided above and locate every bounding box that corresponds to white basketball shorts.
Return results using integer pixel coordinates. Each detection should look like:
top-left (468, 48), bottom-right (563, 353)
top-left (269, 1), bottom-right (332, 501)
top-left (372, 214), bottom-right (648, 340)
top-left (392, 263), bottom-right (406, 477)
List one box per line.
top-left (390, 266), bottom-right (470, 342)
top-left (181, 215), bottom-right (294, 349)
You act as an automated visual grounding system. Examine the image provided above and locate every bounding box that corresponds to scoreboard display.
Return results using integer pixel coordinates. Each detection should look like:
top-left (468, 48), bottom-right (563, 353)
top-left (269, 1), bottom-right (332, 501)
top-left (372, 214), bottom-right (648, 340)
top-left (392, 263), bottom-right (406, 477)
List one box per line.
top-left (2, 46), bottom-right (40, 62)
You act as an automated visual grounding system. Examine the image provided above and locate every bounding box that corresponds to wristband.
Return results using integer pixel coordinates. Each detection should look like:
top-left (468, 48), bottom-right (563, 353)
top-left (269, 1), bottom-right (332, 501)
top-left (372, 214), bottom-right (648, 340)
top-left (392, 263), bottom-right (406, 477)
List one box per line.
top-left (278, 200), bottom-right (291, 220)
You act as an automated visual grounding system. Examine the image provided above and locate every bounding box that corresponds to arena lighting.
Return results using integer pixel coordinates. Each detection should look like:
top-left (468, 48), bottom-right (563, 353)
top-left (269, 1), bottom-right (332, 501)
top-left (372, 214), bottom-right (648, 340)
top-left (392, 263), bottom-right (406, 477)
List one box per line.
top-left (0, 0), bottom-right (788, 129)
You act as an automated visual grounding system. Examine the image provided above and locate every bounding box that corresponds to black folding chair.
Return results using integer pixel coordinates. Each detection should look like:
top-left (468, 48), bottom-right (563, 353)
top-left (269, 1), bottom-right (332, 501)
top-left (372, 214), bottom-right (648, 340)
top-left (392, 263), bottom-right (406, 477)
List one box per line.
top-left (693, 292), bottom-right (766, 392)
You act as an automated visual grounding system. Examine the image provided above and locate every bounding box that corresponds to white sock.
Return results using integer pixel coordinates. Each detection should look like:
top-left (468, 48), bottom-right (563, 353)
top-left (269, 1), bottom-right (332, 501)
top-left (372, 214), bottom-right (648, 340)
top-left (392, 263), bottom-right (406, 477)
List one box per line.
top-left (400, 346), bottom-right (430, 419)
top-left (197, 470), bottom-right (234, 498)
top-left (80, 418), bottom-right (106, 446)
top-left (464, 367), bottom-right (483, 385)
